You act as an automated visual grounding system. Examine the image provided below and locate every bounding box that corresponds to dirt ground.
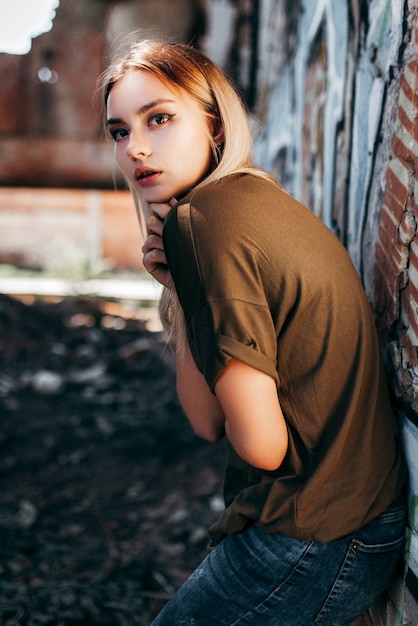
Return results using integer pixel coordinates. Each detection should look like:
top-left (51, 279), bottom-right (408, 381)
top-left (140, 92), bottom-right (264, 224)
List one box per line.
top-left (0, 293), bottom-right (226, 625)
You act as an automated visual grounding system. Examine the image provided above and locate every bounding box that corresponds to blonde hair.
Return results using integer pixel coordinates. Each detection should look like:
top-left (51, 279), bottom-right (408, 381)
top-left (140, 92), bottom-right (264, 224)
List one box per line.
top-left (99, 39), bottom-right (276, 348)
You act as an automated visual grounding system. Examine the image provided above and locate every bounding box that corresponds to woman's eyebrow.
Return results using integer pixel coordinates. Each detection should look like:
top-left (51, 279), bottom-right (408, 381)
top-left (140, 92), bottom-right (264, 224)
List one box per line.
top-left (106, 117), bottom-right (124, 126)
top-left (106, 98), bottom-right (176, 126)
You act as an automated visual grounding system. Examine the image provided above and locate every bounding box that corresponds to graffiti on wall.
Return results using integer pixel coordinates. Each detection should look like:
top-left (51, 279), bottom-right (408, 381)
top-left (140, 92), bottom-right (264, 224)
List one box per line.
top-left (253, 0), bottom-right (418, 622)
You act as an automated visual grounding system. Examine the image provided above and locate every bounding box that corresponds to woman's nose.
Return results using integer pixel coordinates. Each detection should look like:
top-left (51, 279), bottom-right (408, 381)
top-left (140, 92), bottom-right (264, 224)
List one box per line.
top-left (127, 130), bottom-right (151, 161)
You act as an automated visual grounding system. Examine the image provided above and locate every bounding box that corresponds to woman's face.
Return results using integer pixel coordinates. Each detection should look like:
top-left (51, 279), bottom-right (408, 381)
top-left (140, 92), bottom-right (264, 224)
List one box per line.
top-left (106, 69), bottom-right (214, 203)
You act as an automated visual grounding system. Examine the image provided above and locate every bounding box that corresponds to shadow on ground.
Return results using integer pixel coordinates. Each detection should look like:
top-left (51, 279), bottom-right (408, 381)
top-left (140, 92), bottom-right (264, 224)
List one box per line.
top-left (0, 294), bottom-right (225, 625)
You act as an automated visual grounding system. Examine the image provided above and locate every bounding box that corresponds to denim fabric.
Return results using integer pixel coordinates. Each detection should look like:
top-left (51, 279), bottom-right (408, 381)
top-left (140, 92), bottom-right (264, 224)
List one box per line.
top-left (150, 494), bottom-right (406, 626)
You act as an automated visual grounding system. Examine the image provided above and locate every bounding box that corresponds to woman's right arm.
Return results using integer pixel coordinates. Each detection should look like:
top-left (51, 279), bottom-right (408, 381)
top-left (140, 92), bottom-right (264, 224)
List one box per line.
top-left (176, 339), bottom-right (226, 442)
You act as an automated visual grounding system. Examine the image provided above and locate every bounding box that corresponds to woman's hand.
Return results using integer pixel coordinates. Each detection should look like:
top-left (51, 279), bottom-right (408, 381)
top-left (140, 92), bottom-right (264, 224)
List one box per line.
top-left (142, 199), bottom-right (176, 289)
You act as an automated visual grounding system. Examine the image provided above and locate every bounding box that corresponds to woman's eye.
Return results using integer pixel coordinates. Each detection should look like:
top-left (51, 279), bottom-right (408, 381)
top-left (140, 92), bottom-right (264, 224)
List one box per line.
top-left (110, 128), bottom-right (128, 142)
top-left (149, 113), bottom-right (174, 127)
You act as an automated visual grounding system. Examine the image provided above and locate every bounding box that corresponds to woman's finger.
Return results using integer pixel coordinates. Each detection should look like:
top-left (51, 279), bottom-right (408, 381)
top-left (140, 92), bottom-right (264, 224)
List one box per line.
top-left (150, 201), bottom-right (171, 220)
top-left (142, 233), bottom-right (164, 255)
top-left (146, 214), bottom-right (164, 237)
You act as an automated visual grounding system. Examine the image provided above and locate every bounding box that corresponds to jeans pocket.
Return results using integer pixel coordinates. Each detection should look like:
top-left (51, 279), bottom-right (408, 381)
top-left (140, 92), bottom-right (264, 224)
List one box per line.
top-left (315, 531), bottom-right (405, 626)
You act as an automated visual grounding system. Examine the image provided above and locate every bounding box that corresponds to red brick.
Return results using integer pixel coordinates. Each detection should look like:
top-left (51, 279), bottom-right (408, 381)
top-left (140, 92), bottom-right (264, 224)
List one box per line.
top-left (399, 330), bottom-right (418, 366)
top-left (407, 275), bottom-right (418, 312)
top-left (384, 169), bottom-right (410, 218)
top-left (380, 201), bottom-right (403, 239)
top-left (398, 105), bottom-right (418, 143)
top-left (374, 241), bottom-right (403, 292)
top-left (375, 239), bottom-right (393, 278)
top-left (400, 64), bottom-right (418, 104)
top-left (410, 242), bottom-right (418, 268)
top-left (376, 222), bottom-right (405, 269)
top-left (373, 264), bottom-right (399, 325)
top-left (392, 135), bottom-right (416, 165)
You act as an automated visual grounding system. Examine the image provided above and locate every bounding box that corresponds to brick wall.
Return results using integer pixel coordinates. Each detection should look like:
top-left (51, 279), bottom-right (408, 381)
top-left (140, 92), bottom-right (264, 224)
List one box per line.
top-left (375, 57), bottom-right (418, 401)
top-left (0, 187), bottom-right (143, 271)
top-left (373, 23), bottom-right (418, 621)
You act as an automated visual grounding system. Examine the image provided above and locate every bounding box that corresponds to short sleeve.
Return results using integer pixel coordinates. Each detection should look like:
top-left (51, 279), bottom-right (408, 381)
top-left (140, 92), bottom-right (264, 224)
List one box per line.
top-left (188, 299), bottom-right (278, 390)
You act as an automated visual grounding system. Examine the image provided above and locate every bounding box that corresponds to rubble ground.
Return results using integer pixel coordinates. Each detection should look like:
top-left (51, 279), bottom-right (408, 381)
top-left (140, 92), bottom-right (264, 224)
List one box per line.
top-left (0, 294), bottom-right (226, 625)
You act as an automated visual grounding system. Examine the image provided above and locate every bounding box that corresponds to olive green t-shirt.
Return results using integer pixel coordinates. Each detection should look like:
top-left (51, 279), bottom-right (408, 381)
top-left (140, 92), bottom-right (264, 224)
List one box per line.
top-left (163, 173), bottom-right (406, 544)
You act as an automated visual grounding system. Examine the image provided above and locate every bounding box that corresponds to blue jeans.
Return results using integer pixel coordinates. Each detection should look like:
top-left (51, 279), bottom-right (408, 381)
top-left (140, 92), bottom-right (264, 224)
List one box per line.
top-left (150, 494), bottom-right (406, 625)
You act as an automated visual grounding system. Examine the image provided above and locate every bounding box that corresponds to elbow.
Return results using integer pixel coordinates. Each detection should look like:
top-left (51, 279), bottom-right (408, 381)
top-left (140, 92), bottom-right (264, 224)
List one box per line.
top-left (193, 424), bottom-right (225, 443)
top-left (250, 446), bottom-right (287, 471)
top-left (179, 406), bottom-right (225, 442)
top-left (256, 453), bottom-right (285, 472)
top-left (236, 439), bottom-right (288, 472)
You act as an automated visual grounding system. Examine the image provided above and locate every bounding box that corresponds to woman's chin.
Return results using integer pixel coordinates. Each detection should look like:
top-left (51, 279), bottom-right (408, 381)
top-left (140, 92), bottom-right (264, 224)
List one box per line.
top-left (139, 189), bottom-right (176, 205)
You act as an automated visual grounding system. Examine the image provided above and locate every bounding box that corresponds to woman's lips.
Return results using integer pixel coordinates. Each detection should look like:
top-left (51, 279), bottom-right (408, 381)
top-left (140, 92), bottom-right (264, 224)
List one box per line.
top-left (135, 168), bottom-right (162, 186)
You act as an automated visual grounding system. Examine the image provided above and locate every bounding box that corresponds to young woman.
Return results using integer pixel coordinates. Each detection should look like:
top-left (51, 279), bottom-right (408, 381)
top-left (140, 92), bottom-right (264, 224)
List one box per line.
top-left (99, 39), bottom-right (407, 625)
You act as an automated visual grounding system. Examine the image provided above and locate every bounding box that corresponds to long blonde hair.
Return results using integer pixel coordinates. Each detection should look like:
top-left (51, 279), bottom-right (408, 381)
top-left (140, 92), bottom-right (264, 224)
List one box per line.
top-left (99, 39), bottom-right (276, 348)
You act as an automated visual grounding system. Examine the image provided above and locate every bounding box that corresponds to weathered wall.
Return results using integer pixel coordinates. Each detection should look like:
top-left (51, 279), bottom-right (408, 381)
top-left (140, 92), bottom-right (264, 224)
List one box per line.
top-left (0, 0), bottom-right (208, 270)
top-left (0, 0), bottom-right (206, 188)
top-left (0, 0), bottom-right (111, 187)
top-left (0, 187), bottom-right (142, 270)
top-left (242, 0), bottom-right (418, 622)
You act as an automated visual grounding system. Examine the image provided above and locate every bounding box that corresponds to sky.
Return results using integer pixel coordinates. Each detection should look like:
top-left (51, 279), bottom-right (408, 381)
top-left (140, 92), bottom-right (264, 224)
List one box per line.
top-left (0, 0), bottom-right (60, 55)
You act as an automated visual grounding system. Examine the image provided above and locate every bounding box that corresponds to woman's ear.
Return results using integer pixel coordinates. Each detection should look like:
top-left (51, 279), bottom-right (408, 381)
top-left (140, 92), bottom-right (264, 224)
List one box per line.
top-left (212, 120), bottom-right (224, 145)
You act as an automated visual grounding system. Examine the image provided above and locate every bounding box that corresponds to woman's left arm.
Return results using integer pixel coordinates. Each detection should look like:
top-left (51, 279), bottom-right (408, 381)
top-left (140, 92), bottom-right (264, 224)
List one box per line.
top-left (215, 359), bottom-right (288, 471)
